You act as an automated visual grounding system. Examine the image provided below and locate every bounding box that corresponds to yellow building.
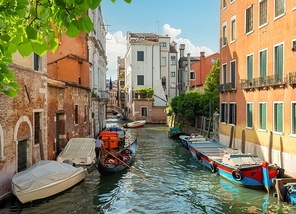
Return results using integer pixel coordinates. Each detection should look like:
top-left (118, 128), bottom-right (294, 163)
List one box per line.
top-left (219, 0), bottom-right (296, 177)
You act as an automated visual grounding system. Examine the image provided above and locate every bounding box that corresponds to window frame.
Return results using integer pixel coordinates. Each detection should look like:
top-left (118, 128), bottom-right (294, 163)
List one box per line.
top-left (258, 102), bottom-right (267, 131)
top-left (161, 57), bottom-right (166, 66)
top-left (274, 0), bottom-right (285, 20)
top-left (137, 75), bottom-right (144, 85)
top-left (137, 51), bottom-right (144, 61)
top-left (222, 63), bottom-right (227, 85)
top-left (74, 105), bottom-right (79, 125)
top-left (229, 102), bottom-right (237, 125)
top-left (274, 43), bottom-right (284, 81)
top-left (259, 0), bottom-right (268, 28)
top-left (291, 102), bottom-right (296, 136)
top-left (230, 60), bottom-right (236, 89)
top-left (245, 4), bottom-right (254, 35)
top-left (273, 102), bottom-right (284, 134)
top-left (222, 21), bottom-right (227, 47)
top-left (246, 102), bottom-right (254, 129)
top-left (231, 15), bottom-right (236, 42)
top-left (221, 102), bottom-right (228, 123)
top-left (259, 49), bottom-right (268, 78)
top-left (246, 54), bottom-right (254, 80)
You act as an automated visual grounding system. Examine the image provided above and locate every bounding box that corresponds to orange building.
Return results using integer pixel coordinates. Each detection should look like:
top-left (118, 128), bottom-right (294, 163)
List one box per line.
top-left (190, 52), bottom-right (220, 91)
top-left (47, 32), bottom-right (92, 159)
top-left (219, 0), bottom-right (296, 177)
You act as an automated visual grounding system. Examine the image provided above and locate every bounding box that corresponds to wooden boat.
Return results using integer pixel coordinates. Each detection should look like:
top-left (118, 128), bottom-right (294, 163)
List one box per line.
top-left (179, 133), bottom-right (205, 149)
top-left (98, 137), bottom-right (137, 175)
top-left (168, 127), bottom-right (185, 139)
top-left (56, 138), bottom-right (95, 166)
top-left (123, 120), bottom-right (146, 128)
top-left (11, 160), bottom-right (87, 203)
top-left (281, 183), bottom-right (296, 205)
top-left (188, 140), bottom-right (284, 191)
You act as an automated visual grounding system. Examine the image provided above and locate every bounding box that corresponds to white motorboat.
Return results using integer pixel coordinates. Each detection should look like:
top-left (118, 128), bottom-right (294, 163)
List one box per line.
top-left (123, 120), bottom-right (146, 128)
top-left (12, 160), bottom-right (87, 203)
top-left (56, 138), bottom-right (96, 166)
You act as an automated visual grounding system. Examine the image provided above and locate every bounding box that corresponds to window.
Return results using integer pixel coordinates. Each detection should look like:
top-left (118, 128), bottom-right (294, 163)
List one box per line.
top-left (222, 64), bottom-right (227, 85)
top-left (259, 49), bottom-right (267, 77)
top-left (229, 103), bottom-right (236, 125)
top-left (246, 103), bottom-right (253, 128)
top-left (275, 0), bottom-right (285, 18)
top-left (34, 53), bottom-right (42, 71)
top-left (120, 80), bottom-right (125, 86)
top-left (161, 42), bottom-right (167, 47)
top-left (222, 22), bottom-right (227, 47)
top-left (171, 56), bottom-right (176, 65)
top-left (230, 0), bottom-right (235, 3)
top-left (190, 71), bottom-right (195, 80)
top-left (230, 60), bottom-right (236, 88)
top-left (137, 75), bottom-right (144, 85)
top-left (259, 102), bottom-right (267, 130)
top-left (74, 105), bottom-right (78, 124)
top-left (292, 102), bottom-right (296, 135)
top-left (171, 72), bottom-right (175, 77)
top-left (274, 43), bottom-right (284, 81)
top-left (137, 51), bottom-right (144, 61)
top-left (246, 5), bottom-right (254, 34)
top-left (161, 57), bottom-right (166, 66)
top-left (259, 0), bottom-right (268, 26)
top-left (231, 16), bottom-right (236, 42)
top-left (247, 54), bottom-right (253, 79)
top-left (141, 107), bottom-right (148, 117)
top-left (34, 112), bottom-right (42, 144)
top-left (274, 102), bottom-right (283, 133)
top-left (221, 103), bottom-right (228, 123)
top-left (222, 0), bottom-right (227, 9)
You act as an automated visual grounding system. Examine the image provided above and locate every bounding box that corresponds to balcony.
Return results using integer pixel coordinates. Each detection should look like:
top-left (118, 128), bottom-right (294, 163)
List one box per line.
top-left (288, 72), bottom-right (296, 88)
top-left (218, 83), bottom-right (236, 93)
top-left (239, 74), bottom-right (286, 91)
top-left (91, 90), bottom-right (109, 103)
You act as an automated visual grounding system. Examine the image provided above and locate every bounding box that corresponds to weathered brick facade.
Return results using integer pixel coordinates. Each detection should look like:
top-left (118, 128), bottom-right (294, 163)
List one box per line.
top-left (47, 78), bottom-right (91, 160)
top-left (0, 63), bottom-right (47, 201)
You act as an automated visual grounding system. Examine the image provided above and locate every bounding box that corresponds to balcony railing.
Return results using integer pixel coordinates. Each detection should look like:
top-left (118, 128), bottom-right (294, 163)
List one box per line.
top-left (288, 72), bottom-right (296, 87)
top-left (239, 74), bottom-right (286, 90)
top-left (91, 90), bottom-right (109, 102)
top-left (218, 83), bottom-right (236, 93)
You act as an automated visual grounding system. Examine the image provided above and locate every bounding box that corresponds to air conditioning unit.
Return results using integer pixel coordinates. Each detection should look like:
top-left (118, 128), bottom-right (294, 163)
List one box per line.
top-left (292, 40), bottom-right (296, 52)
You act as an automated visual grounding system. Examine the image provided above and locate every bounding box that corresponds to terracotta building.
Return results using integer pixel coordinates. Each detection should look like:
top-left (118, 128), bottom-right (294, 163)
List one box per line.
top-left (190, 52), bottom-right (220, 91)
top-left (47, 32), bottom-right (92, 159)
top-left (219, 0), bottom-right (296, 177)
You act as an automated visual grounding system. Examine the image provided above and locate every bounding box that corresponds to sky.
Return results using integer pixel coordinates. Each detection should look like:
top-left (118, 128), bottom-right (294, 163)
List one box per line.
top-left (100, 0), bottom-right (220, 81)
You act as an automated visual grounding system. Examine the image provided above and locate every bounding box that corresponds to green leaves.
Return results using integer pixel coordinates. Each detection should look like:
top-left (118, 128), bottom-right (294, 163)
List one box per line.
top-left (0, 0), bottom-right (133, 97)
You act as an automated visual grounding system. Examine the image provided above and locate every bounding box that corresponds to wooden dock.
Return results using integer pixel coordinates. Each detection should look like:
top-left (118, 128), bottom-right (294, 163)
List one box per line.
top-left (273, 178), bottom-right (296, 202)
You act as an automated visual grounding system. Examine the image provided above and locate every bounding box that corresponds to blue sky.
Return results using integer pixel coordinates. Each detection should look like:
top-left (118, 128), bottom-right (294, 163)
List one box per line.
top-left (101, 0), bottom-right (220, 80)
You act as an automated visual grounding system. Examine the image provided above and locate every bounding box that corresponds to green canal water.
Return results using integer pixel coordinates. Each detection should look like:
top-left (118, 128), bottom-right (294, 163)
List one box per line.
top-left (2, 117), bottom-right (296, 213)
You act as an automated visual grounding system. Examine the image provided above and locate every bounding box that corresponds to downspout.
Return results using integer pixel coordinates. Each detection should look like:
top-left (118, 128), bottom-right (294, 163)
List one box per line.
top-left (152, 45), bottom-right (154, 89)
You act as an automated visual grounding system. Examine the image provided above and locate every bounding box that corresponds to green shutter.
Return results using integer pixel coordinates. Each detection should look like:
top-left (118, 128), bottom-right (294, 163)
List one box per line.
top-left (247, 55), bottom-right (253, 79)
top-left (247, 103), bottom-right (253, 127)
top-left (275, 103), bottom-right (283, 132)
top-left (261, 103), bottom-right (266, 129)
top-left (293, 104), bottom-right (296, 134)
top-left (275, 45), bottom-right (283, 80)
top-left (260, 51), bottom-right (267, 77)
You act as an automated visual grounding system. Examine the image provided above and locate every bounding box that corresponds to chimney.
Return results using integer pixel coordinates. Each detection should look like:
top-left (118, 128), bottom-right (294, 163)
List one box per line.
top-left (179, 44), bottom-right (185, 58)
top-left (200, 52), bottom-right (205, 85)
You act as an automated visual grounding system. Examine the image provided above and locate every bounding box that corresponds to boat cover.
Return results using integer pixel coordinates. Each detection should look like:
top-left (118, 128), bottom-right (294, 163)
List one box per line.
top-left (57, 138), bottom-right (95, 165)
top-left (12, 160), bottom-right (84, 194)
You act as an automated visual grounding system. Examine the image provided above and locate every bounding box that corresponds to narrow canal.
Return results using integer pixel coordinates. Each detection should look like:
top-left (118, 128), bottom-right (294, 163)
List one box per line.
top-left (3, 117), bottom-right (296, 213)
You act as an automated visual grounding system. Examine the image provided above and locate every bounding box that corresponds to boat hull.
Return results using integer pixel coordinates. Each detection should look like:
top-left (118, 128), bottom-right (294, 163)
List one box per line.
top-left (12, 161), bottom-right (86, 203)
top-left (123, 120), bottom-right (146, 128)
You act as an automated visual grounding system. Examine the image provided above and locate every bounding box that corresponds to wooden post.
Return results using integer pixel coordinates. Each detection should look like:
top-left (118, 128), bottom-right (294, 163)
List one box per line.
top-left (207, 117), bottom-right (212, 139)
top-left (39, 130), bottom-right (44, 160)
top-left (229, 126), bottom-right (234, 148)
top-left (200, 116), bottom-right (204, 135)
top-left (241, 130), bottom-right (245, 153)
top-left (268, 131), bottom-right (273, 163)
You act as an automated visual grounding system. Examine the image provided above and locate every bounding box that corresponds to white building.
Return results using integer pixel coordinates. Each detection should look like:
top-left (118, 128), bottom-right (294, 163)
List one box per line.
top-left (88, 7), bottom-right (108, 135)
top-left (124, 33), bottom-right (177, 122)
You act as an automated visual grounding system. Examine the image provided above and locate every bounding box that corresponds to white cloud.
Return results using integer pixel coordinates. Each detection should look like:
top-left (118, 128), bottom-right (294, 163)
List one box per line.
top-left (106, 24), bottom-right (215, 80)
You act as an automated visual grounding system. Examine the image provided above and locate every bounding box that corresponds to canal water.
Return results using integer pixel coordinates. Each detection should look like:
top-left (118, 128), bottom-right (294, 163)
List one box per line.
top-left (3, 117), bottom-right (296, 214)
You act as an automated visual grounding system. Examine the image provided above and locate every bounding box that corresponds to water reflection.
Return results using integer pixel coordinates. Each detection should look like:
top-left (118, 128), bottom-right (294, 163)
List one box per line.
top-left (4, 118), bottom-right (296, 213)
